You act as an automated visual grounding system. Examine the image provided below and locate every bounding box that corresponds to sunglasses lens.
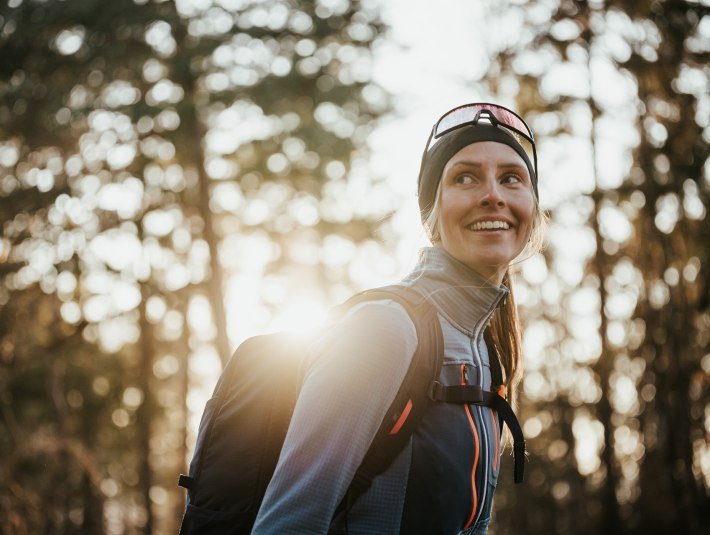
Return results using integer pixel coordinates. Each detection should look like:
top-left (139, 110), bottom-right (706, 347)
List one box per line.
top-left (435, 104), bottom-right (533, 140)
top-left (433, 103), bottom-right (536, 166)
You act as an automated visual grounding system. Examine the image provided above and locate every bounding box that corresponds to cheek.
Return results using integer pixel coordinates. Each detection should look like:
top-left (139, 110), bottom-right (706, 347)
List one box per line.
top-left (520, 204), bottom-right (536, 242)
top-left (437, 200), bottom-right (463, 246)
top-left (440, 191), bottom-right (468, 223)
top-left (515, 192), bottom-right (536, 228)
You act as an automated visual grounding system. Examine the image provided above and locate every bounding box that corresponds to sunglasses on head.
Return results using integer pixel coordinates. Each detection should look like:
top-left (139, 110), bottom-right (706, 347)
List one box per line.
top-left (421, 102), bottom-right (538, 181)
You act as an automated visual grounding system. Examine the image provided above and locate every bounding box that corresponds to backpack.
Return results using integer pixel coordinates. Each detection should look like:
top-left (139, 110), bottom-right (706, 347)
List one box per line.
top-left (177, 285), bottom-right (524, 534)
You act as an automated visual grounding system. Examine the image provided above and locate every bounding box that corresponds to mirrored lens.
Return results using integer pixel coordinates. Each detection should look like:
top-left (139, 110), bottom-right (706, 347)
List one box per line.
top-left (435, 104), bottom-right (532, 140)
top-left (433, 103), bottom-right (536, 169)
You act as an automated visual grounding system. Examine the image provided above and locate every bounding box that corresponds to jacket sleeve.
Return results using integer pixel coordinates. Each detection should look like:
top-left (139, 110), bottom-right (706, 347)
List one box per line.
top-left (251, 300), bottom-right (418, 534)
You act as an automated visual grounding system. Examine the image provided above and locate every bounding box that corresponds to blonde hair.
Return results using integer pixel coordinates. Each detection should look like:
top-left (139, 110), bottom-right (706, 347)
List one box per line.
top-left (422, 180), bottom-right (548, 409)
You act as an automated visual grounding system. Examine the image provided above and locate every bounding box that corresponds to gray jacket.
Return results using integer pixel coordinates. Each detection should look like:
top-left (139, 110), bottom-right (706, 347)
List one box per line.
top-left (252, 247), bottom-right (509, 534)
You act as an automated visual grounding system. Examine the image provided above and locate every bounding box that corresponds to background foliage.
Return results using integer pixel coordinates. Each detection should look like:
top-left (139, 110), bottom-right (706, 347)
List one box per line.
top-left (0, 0), bottom-right (707, 534)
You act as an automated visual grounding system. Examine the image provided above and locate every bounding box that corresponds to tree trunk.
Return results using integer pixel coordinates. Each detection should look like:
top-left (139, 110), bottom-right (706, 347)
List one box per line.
top-left (137, 282), bottom-right (155, 534)
top-left (586, 39), bottom-right (622, 532)
top-left (171, 44), bottom-right (231, 366)
top-left (172, 290), bottom-right (191, 531)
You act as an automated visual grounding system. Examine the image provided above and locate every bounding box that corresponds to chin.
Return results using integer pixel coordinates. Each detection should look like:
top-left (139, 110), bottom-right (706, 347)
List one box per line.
top-left (460, 251), bottom-right (517, 280)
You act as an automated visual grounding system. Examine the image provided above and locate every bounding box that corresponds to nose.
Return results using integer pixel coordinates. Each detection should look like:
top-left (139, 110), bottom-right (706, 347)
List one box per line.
top-left (479, 177), bottom-right (505, 207)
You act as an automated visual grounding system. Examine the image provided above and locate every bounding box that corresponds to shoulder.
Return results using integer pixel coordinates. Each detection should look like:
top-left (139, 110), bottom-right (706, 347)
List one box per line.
top-left (338, 298), bottom-right (418, 345)
top-left (305, 298), bottom-right (419, 371)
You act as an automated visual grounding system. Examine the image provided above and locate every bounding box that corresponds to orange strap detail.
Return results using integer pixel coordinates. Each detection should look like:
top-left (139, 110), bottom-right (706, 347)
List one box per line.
top-left (388, 399), bottom-right (413, 435)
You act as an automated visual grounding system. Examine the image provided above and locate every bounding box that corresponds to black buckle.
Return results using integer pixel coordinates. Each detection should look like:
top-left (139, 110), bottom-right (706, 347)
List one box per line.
top-left (178, 474), bottom-right (194, 490)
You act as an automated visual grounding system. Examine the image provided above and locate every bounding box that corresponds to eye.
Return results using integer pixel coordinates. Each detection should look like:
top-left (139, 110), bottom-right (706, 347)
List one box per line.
top-left (454, 174), bottom-right (475, 185)
top-left (500, 173), bottom-right (524, 185)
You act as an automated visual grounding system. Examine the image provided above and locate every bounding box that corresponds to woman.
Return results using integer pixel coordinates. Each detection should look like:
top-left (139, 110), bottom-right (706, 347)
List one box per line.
top-left (251, 103), bottom-right (545, 534)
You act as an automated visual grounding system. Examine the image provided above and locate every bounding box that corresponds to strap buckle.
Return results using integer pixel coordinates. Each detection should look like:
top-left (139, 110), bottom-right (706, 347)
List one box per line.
top-left (178, 474), bottom-right (194, 490)
top-left (427, 381), bottom-right (442, 401)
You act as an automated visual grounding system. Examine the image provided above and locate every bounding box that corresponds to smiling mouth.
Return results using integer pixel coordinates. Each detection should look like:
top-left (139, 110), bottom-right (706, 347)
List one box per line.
top-left (467, 221), bottom-right (511, 231)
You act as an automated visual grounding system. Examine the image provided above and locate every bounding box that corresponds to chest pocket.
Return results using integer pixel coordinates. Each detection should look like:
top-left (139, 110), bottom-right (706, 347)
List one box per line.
top-left (438, 317), bottom-right (493, 390)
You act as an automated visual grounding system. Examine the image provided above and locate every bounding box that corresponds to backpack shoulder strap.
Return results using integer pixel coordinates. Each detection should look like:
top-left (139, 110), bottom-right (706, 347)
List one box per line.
top-left (334, 284), bottom-right (444, 514)
top-left (329, 284), bottom-right (428, 322)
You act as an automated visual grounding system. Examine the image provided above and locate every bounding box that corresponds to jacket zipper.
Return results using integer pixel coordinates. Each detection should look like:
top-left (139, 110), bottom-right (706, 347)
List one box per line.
top-left (453, 291), bottom-right (504, 529)
top-left (461, 364), bottom-right (479, 530)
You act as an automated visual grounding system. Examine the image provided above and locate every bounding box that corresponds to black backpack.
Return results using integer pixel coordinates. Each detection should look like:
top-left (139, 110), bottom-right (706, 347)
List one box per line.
top-left (177, 285), bottom-right (524, 534)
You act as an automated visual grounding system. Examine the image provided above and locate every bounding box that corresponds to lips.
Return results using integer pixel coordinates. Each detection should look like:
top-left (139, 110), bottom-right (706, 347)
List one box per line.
top-left (467, 220), bottom-right (512, 231)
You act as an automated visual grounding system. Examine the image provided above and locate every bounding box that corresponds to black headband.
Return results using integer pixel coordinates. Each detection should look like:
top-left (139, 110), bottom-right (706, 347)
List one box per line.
top-left (417, 125), bottom-right (538, 222)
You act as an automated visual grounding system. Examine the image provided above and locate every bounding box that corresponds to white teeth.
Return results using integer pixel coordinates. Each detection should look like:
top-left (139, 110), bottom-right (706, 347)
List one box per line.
top-left (468, 220), bottom-right (510, 231)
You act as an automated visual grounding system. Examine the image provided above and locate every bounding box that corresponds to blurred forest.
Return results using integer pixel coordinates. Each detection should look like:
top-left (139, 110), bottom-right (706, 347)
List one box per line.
top-left (0, 0), bottom-right (707, 534)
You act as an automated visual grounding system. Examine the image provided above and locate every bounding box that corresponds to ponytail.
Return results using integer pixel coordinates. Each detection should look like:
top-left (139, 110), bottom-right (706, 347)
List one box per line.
top-left (488, 269), bottom-right (523, 410)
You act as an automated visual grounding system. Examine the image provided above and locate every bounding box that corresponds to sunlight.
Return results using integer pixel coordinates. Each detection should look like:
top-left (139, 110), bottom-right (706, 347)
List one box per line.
top-left (54, 26), bottom-right (85, 56)
top-left (610, 373), bottom-right (639, 415)
top-left (573, 412), bottom-right (603, 476)
top-left (187, 345), bottom-right (223, 434)
top-left (188, 294), bottom-right (218, 342)
top-left (268, 298), bottom-right (329, 335)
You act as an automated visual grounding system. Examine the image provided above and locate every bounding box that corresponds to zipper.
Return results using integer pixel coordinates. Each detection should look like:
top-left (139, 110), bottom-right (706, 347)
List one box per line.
top-left (461, 364), bottom-right (479, 530)
top-left (463, 291), bottom-right (504, 529)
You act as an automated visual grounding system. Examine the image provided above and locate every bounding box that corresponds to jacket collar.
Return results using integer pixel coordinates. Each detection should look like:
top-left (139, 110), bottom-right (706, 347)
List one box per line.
top-left (401, 247), bottom-right (509, 336)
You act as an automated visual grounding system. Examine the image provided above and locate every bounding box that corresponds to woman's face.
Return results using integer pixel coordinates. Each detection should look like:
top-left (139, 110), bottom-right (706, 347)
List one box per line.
top-left (436, 141), bottom-right (536, 284)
